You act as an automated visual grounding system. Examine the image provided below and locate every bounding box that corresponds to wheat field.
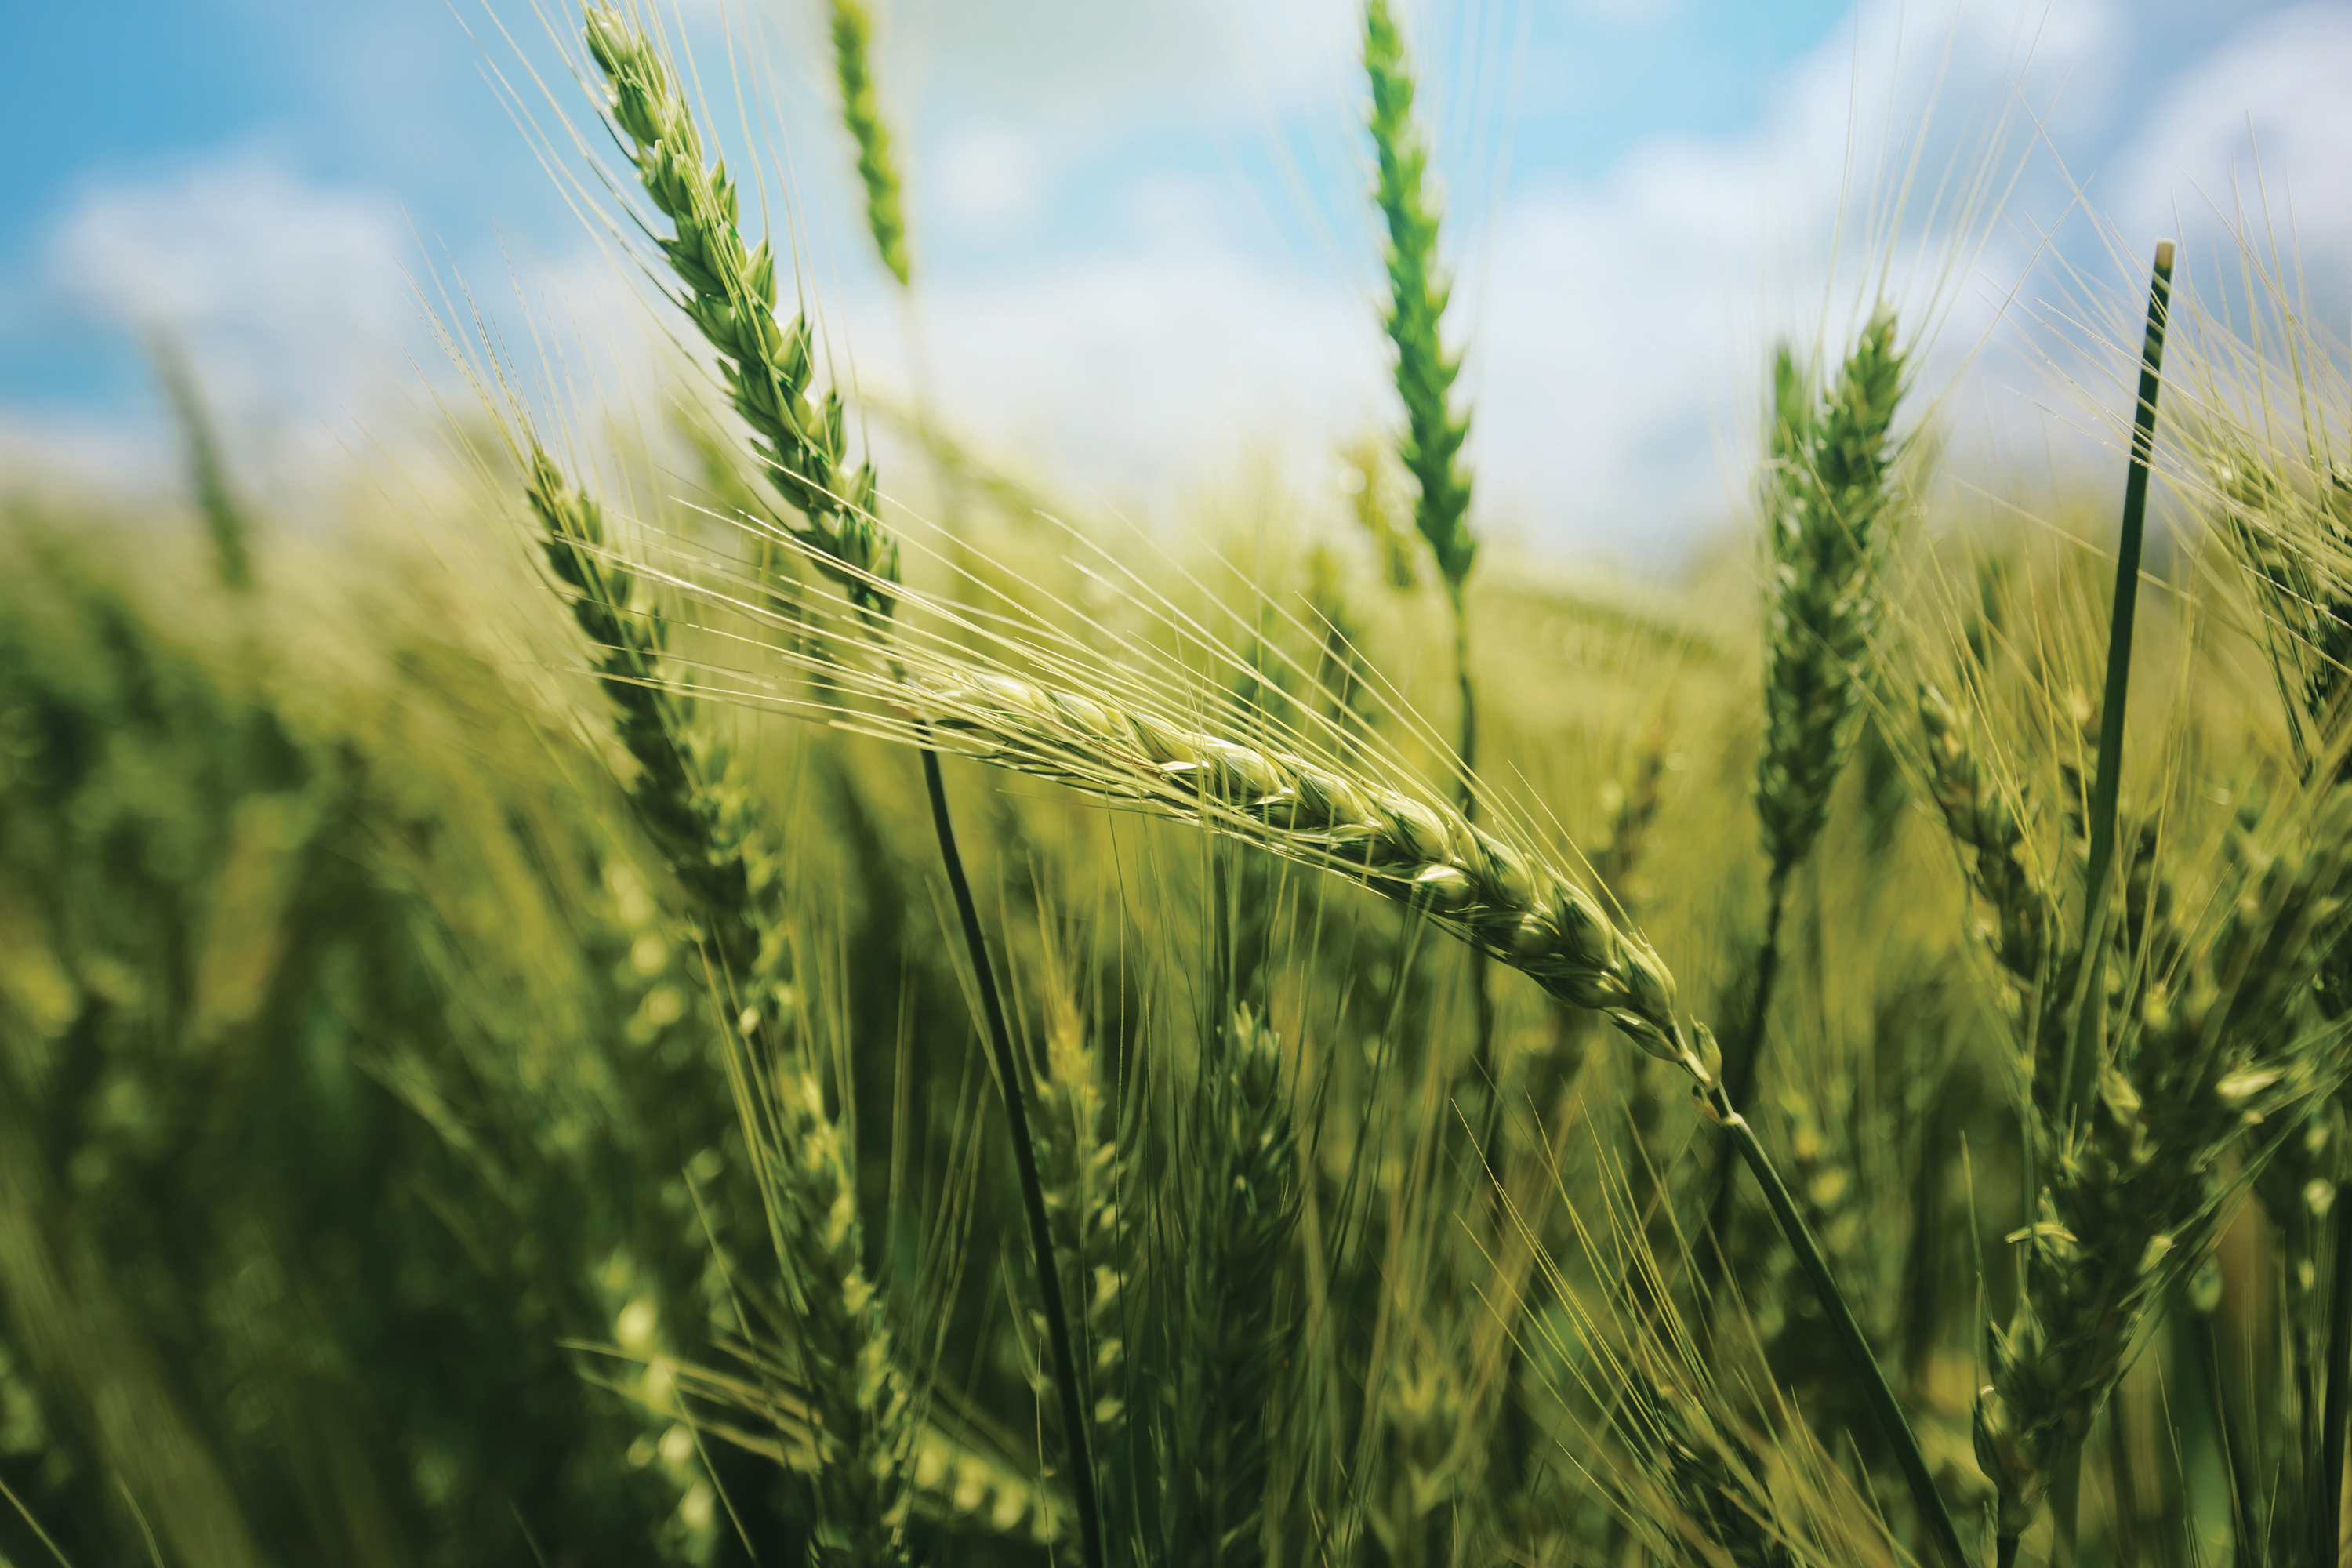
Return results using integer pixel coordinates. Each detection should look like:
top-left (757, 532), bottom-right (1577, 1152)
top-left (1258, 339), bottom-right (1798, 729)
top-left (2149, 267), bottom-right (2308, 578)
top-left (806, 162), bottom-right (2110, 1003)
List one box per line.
top-left (2, 5), bottom-right (2349, 1568)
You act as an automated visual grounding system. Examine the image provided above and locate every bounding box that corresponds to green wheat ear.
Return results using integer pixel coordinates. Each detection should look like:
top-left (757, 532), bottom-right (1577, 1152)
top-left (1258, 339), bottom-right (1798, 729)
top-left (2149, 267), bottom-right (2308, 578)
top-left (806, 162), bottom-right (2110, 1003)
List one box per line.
top-left (830, 0), bottom-right (911, 287)
top-left (1755, 305), bottom-right (1906, 880)
top-left (152, 336), bottom-right (254, 592)
top-left (1363, 0), bottom-right (1474, 604)
top-left (583, 5), bottom-right (898, 623)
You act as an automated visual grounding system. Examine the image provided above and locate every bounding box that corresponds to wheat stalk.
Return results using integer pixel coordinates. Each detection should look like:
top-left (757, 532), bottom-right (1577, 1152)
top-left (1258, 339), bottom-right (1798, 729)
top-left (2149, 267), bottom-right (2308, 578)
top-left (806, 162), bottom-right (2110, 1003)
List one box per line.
top-left (1363, 0), bottom-right (1496, 1097)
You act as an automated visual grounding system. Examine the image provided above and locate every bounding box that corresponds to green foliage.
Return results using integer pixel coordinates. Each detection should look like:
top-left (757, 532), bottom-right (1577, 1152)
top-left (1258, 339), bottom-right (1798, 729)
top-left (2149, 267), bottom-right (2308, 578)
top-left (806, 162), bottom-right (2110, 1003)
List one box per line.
top-left (0, 507), bottom-right (739, 1568)
top-left (9, 16), bottom-right (2352, 1568)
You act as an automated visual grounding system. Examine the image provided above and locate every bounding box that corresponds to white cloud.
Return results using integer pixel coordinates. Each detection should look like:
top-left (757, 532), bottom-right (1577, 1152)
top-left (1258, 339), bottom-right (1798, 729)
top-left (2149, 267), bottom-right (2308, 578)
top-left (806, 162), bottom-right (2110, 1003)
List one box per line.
top-left (846, 238), bottom-right (1380, 516)
top-left (42, 152), bottom-right (415, 464)
top-left (935, 122), bottom-right (1050, 231)
top-left (2114, 4), bottom-right (2352, 253)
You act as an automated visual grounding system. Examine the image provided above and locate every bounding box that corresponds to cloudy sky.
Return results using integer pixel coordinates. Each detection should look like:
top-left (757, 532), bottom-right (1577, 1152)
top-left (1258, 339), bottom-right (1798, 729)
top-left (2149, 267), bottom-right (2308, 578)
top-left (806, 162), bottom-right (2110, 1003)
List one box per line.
top-left (5, 0), bottom-right (2347, 565)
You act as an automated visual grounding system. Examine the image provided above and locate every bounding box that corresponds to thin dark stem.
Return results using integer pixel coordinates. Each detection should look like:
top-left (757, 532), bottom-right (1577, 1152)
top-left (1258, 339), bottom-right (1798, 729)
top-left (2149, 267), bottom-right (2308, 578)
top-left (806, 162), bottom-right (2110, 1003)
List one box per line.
top-left (2321, 1185), bottom-right (2352, 1568)
top-left (2050, 1452), bottom-right (2082, 1568)
top-left (2058, 240), bottom-right (2176, 1129)
top-left (1454, 598), bottom-right (1500, 1173)
top-left (2046, 241), bottom-right (2174, 1560)
top-left (1709, 1088), bottom-right (1967, 1568)
top-left (1702, 866), bottom-right (1789, 1303)
top-left (920, 742), bottom-right (1104, 1568)
top-left (1996, 1532), bottom-right (2021, 1568)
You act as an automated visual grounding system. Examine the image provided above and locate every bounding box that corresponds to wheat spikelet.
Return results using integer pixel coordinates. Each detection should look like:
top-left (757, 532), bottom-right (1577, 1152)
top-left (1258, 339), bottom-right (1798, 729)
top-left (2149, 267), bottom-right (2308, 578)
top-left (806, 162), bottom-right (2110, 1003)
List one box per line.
top-left (1917, 680), bottom-right (2056, 998)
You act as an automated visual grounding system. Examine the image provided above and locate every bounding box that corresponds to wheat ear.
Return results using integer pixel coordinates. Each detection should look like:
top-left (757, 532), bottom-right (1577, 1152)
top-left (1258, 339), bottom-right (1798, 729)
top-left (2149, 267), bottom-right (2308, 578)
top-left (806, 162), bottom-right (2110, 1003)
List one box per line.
top-left (1706, 312), bottom-right (1907, 1289)
top-left (522, 444), bottom-right (916, 1557)
top-left (742, 1069), bottom-right (919, 1564)
top-left (524, 445), bottom-right (797, 1039)
top-left (1980, 786), bottom-right (2352, 1549)
top-left (828, 0), bottom-right (910, 288)
top-left (583, 5), bottom-right (897, 622)
top-left (1168, 1005), bottom-right (1299, 1568)
top-left (152, 336), bottom-right (255, 593)
top-left (1031, 935), bottom-right (1131, 1461)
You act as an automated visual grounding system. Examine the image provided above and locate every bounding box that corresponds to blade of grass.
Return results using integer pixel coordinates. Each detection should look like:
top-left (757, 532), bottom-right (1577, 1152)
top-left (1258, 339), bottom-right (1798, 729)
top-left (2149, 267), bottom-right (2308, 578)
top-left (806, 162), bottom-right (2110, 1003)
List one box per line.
top-left (921, 739), bottom-right (1105, 1568)
top-left (2322, 1189), bottom-right (2352, 1568)
top-left (2048, 237), bottom-right (2176, 1566)
top-left (1706, 1087), bottom-right (1969, 1568)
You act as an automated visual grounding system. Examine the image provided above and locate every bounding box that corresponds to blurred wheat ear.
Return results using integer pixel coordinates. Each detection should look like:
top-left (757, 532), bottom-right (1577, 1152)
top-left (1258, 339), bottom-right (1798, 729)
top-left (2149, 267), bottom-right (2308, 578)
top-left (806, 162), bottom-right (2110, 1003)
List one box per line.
top-left (829, 0), bottom-right (910, 288)
top-left (151, 333), bottom-right (255, 592)
top-left (1708, 307), bottom-right (1908, 1302)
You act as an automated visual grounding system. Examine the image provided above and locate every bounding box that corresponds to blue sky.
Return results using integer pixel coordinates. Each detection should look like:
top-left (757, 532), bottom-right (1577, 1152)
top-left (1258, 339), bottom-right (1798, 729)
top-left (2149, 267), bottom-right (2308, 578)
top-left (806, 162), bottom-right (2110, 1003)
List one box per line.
top-left (6, 0), bottom-right (2348, 561)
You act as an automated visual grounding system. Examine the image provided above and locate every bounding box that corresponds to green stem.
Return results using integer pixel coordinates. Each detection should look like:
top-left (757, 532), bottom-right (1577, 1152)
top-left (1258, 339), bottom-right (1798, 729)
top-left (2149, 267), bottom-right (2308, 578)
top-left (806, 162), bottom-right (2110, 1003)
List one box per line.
top-left (2058, 241), bottom-right (2175, 1127)
top-left (1709, 1088), bottom-right (1967, 1568)
top-left (2049, 1449), bottom-right (2082, 1568)
top-left (2321, 1192), bottom-right (2351, 1568)
top-left (1705, 866), bottom-right (1790, 1298)
top-left (1995, 1532), bottom-right (2020, 1568)
top-left (2106, 1401), bottom-right (2144, 1568)
top-left (1454, 594), bottom-right (1500, 1168)
top-left (920, 742), bottom-right (1104, 1568)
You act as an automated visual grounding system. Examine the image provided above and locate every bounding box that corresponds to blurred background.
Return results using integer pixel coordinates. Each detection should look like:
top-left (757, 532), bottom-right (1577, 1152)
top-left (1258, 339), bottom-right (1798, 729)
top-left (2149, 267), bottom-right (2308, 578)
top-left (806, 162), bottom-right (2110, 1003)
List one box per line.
top-left (6, 0), bottom-right (2348, 567)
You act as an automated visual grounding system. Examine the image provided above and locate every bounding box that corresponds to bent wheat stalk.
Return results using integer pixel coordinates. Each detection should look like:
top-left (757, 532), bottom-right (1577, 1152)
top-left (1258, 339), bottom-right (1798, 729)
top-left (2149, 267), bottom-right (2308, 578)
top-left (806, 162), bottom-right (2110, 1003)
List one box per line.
top-left (794, 615), bottom-right (1964, 1563)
